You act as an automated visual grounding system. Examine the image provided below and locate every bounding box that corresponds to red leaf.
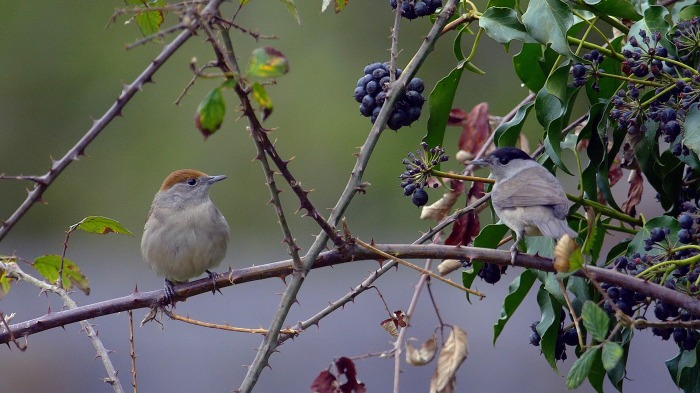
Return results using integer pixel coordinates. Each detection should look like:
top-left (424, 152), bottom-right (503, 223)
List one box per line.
top-left (457, 103), bottom-right (490, 155)
top-left (335, 357), bottom-right (366, 393)
top-left (310, 370), bottom-right (338, 393)
top-left (445, 182), bottom-right (484, 246)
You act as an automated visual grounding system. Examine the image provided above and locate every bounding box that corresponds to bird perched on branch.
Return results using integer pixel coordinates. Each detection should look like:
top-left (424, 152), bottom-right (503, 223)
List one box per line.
top-left (471, 147), bottom-right (576, 264)
top-left (141, 169), bottom-right (229, 304)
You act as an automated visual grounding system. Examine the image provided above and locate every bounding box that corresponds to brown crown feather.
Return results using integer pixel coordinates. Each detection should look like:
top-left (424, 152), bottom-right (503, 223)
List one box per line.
top-left (159, 169), bottom-right (209, 191)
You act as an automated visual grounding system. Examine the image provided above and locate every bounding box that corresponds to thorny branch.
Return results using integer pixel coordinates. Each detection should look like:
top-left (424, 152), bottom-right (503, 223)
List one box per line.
top-left (4, 244), bottom-right (699, 345)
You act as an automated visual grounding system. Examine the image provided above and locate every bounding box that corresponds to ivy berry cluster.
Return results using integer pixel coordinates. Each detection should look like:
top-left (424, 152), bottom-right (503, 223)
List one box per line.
top-left (570, 19), bottom-right (700, 158)
top-left (389, 0), bottom-right (442, 20)
top-left (354, 62), bottom-right (426, 130)
top-left (398, 142), bottom-right (448, 206)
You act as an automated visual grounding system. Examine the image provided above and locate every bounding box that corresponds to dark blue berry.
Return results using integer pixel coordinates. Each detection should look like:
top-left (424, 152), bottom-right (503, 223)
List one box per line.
top-left (683, 334), bottom-right (698, 351)
top-left (562, 328), bottom-right (578, 346)
top-left (412, 188), bottom-right (429, 207)
top-left (679, 214), bottom-right (694, 229)
top-left (679, 229), bottom-right (693, 244)
top-left (530, 332), bottom-right (541, 346)
top-left (649, 227), bottom-right (665, 242)
top-left (673, 328), bottom-right (687, 343)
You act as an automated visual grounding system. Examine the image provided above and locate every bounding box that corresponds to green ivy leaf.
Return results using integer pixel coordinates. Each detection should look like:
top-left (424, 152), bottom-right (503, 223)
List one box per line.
top-left (627, 216), bottom-right (680, 257)
top-left (582, 300), bottom-right (610, 342)
top-left (683, 105), bottom-right (700, 160)
top-left (602, 341), bottom-right (624, 371)
top-left (536, 287), bottom-right (561, 371)
top-left (582, 0), bottom-right (642, 21)
top-left (479, 7), bottom-right (536, 50)
top-left (33, 255), bottom-right (90, 295)
top-left (247, 47), bottom-right (290, 78)
top-left (522, 0), bottom-right (573, 56)
top-left (566, 347), bottom-right (601, 389)
top-left (493, 269), bottom-right (536, 344)
top-left (72, 216), bottom-right (132, 236)
top-left (195, 88), bottom-right (226, 139)
top-left (494, 100), bottom-right (534, 147)
top-left (251, 82), bottom-right (273, 121)
top-left (423, 62), bottom-right (466, 149)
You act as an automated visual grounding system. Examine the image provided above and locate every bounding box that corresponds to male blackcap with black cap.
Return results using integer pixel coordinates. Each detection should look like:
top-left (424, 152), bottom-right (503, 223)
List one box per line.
top-left (471, 147), bottom-right (576, 264)
top-left (141, 169), bottom-right (230, 304)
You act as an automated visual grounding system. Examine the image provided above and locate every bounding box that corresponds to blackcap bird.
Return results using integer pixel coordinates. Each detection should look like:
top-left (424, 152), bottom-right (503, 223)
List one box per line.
top-left (141, 169), bottom-right (230, 304)
top-left (471, 147), bottom-right (576, 264)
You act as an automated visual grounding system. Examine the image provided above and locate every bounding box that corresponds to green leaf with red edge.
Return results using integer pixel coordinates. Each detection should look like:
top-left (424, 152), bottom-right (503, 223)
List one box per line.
top-left (73, 216), bottom-right (132, 236)
top-left (33, 255), bottom-right (90, 295)
top-left (124, 0), bottom-right (165, 37)
top-left (463, 224), bottom-right (509, 302)
top-left (252, 82), bottom-right (273, 121)
top-left (493, 269), bottom-right (536, 344)
top-left (195, 87), bottom-right (226, 139)
top-left (247, 47), bottom-right (290, 78)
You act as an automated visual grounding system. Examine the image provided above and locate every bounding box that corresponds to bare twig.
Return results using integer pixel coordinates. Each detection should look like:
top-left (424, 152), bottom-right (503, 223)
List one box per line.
top-left (164, 309), bottom-right (299, 335)
top-left (353, 238), bottom-right (484, 298)
top-left (128, 310), bottom-right (138, 393)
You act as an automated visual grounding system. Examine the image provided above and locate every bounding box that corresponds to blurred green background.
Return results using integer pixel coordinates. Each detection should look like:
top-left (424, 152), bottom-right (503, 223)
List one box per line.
top-left (0, 1), bottom-right (675, 392)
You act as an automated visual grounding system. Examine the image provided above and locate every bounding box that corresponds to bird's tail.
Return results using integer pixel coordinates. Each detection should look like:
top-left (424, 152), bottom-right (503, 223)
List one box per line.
top-left (537, 219), bottom-right (577, 240)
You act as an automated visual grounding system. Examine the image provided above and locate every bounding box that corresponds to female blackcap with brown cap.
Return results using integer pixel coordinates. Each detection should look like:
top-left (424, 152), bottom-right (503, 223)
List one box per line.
top-left (141, 169), bottom-right (229, 303)
top-left (471, 147), bottom-right (576, 264)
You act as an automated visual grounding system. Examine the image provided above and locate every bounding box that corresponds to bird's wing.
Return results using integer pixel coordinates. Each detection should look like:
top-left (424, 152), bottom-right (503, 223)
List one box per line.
top-left (491, 167), bottom-right (570, 219)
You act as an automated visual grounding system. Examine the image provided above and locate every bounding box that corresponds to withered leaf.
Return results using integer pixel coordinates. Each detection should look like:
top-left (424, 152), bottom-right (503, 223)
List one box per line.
top-left (406, 335), bottom-right (437, 366)
top-left (457, 103), bottom-right (490, 155)
top-left (445, 182), bottom-right (484, 246)
top-left (421, 180), bottom-right (464, 221)
top-left (620, 169), bottom-right (643, 216)
top-left (430, 326), bottom-right (468, 393)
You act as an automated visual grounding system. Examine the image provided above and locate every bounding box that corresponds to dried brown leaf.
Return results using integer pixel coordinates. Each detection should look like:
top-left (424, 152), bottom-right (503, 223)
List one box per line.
top-left (406, 335), bottom-right (438, 366)
top-left (620, 169), bottom-right (643, 216)
top-left (554, 234), bottom-right (577, 273)
top-left (380, 311), bottom-right (408, 338)
top-left (430, 326), bottom-right (468, 393)
top-left (608, 157), bottom-right (623, 188)
top-left (335, 357), bottom-right (366, 393)
top-left (421, 180), bottom-right (464, 221)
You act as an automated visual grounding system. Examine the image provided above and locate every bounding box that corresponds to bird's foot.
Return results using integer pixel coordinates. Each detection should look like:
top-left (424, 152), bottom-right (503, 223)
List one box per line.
top-left (509, 244), bottom-right (519, 265)
top-left (164, 279), bottom-right (176, 307)
top-left (206, 270), bottom-right (222, 296)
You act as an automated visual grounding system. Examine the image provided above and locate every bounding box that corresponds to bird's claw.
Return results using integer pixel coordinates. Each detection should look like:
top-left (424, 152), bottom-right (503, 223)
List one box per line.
top-left (206, 270), bottom-right (222, 296)
top-left (164, 279), bottom-right (176, 306)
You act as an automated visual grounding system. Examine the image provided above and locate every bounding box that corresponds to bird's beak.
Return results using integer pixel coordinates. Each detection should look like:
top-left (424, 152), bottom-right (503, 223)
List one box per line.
top-left (208, 175), bottom-right (227, 184)
top-left (470, 159), bottom-right (489, 168)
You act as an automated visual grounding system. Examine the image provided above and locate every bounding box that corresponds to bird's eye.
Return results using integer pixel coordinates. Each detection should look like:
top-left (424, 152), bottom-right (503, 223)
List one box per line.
top-left (499, 157), bottom-right (509, 165)
top-left (187, 178), bottom-right (197, 186)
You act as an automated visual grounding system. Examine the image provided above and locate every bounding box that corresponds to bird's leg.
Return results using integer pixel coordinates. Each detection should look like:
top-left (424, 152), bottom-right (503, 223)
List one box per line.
top-left (510, 231), bottom-right (524, 265)
top-left (206, 270), bottom-right (222, 295)
top-left (164, 279), bottom-right (176, 306)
